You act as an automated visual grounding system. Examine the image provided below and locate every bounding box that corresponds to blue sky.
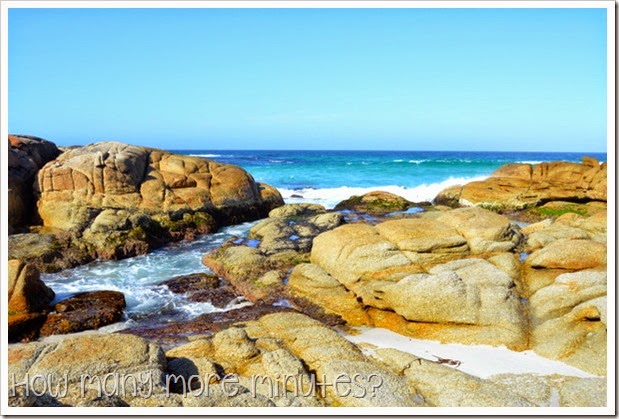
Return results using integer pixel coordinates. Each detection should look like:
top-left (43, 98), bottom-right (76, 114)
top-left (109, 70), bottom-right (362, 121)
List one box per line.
top-left (8, 7), bottom-right (608, 151)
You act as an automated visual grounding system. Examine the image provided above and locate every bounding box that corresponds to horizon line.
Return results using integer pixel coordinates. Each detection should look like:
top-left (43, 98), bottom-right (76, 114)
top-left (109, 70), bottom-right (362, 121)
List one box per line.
top-left (166, 148), bottom-right (608, 154)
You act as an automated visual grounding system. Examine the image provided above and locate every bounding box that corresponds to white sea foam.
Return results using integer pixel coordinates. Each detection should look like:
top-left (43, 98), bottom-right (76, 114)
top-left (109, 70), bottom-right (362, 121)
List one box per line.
top-left (188, 153), bottom-right (239, 159)
top-left (516, 160), bottom-right (543, 165)
top-left (268, 159), bottom-right (293, 164)
top-left (277, 175), bottom-right (488, 209)
top-left (189, 153), bottom-right (224, 158)
top-left (41, 221), bottom-right (259, 328)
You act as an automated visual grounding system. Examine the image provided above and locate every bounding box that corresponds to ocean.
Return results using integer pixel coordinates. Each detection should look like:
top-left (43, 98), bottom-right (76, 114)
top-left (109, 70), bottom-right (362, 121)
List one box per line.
top-left (40, 149), bottom-right (607, 331)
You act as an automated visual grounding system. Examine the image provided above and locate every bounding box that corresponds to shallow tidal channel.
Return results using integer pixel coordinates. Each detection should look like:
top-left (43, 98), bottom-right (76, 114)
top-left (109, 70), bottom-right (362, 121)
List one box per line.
top-left (41, 221), bottom-right (259, 332)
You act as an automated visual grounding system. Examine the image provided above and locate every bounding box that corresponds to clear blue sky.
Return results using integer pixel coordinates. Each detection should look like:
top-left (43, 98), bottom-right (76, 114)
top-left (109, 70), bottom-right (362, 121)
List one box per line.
top-left (8, 7), bottom-right (608, 151)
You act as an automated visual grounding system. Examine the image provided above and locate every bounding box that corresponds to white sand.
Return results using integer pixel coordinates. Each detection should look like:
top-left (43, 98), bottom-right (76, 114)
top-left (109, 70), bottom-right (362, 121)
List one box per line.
top-left (341, 327), bottom-right (599, 379)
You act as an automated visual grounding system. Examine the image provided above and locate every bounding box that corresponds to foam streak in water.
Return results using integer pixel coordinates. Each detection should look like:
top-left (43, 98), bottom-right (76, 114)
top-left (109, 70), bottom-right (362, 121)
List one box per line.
top-left (41, 221), bottom-right (258, 328)
top-left (277, 175), bottom-right (488, 209)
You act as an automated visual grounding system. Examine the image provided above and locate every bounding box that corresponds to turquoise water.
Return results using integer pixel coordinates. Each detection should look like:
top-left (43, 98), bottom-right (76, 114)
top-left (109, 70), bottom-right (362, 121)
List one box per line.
top-left (177, 150), bottom-right (606, 207)
top-left (41, 149), bottom-right (607, 328)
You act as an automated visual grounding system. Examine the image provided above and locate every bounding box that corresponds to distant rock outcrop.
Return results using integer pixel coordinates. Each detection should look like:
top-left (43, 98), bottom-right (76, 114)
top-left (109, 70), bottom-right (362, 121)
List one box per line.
top-left (434, 158), bottom-right (607, 211)
top-left (8, 135), bottom-right (61, 234)
top-left (334, 191), bottom-right (417, 215)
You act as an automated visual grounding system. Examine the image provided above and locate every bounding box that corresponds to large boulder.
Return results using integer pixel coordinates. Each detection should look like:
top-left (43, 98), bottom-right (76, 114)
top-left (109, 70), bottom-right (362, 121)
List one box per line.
top-left (36, 142), bottom-right (283, 231)
top-left (299, 208), bottom-right (527, 349)
top-left (162, 313), bottom-right (417, 407)
top-left (374, 218), bottom-right (468, 254)
top-left (268, 203), bottom-right (326, 218)
top-left (434, 158), bottom-right (607, 211)
top-left (309, 223), bottom-right (414, 286)
top-left (526, 239), bottom-right (606, 271)
top-left (310, 207), bottom-right (521, 283)
top-left (244, 313), bottom-right (422, 407)
top-left (202, 245), bottom-right (284, 303)
top-left (436, 207), bottom-right (521, 253)
top-left (288, 263), bottom-right (371, 326)
top-left (8, 135), bottom-right (61, 234)
top-left (7, 231), bottom-right (105, 273)
top-left (164, 319), bottom-right (322, 406)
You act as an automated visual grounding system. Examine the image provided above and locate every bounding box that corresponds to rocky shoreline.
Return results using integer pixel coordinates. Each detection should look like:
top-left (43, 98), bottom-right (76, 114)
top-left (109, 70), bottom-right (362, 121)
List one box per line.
top-left (6, 135), bottom-right (608, 408)
top-left (8, 136), bottom-right (283, 273)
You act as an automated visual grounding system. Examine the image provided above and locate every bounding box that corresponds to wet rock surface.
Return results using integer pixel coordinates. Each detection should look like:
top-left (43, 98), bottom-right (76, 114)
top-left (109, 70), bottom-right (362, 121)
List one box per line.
top-left (8, 313), bottom-right (49, 343)
top-left (160, 273), bottom-right (241, 308)
top-left (160, 273), bottom-right (219, 294)
top-left (120, 304), bottom-right (295, 351)
top-left (39, 291), bottom-right (127, 337)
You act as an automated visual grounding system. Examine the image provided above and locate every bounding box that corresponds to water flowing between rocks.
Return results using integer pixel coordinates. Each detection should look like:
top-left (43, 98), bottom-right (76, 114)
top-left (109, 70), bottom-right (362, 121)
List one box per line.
top-left (41, 221), bottom-right (259, 332)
